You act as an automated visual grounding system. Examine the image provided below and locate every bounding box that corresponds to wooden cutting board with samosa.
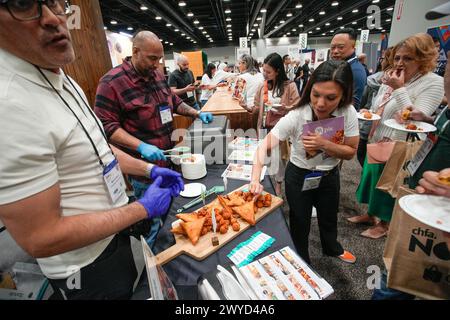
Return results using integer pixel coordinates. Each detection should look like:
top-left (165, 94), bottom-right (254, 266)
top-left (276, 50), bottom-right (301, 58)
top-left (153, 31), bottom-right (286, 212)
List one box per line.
top-left (155, 187), bottom-right (283, 265)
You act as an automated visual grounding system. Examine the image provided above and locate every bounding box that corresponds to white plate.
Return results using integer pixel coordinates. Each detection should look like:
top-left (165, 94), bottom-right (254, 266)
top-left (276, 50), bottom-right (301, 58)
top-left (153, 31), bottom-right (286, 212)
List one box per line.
top-left (357, 112), bottom-right (381, 121)
top-left (399, 195), bottom-right (450, 233)
top-left (384, 119), bottom-right (437, 133)
top-left (180, 183), bottom-right (206, 198)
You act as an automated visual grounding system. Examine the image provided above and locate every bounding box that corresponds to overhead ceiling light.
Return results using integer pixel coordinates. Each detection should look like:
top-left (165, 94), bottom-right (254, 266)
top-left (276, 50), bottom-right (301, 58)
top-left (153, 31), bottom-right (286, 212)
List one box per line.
top-left (166, 23), bottom-right (172, 27)
top-left (260, 8), bottom-right (267, 13)
top-left (164, 41), bottom-right (168, 44)
top-left (352, 9), bottom-right (359, 13)
top-left (274, 26), bottom-right (278, 29)
top-left (226, 17), bottom-right (232, 21)
top-left (174, 29), bottom-right (179, 32)
top-left (352, 21), bottom-right (357, 24)
top-left (308, 31), bottom-right (312, 34)
top-left (140, 5), bottom-right (148, 11)
top-left (382, 29), bottom-right (386, 32)
top-left (340, 26), bottom-right (345, 29)
top-left (286, 12), bottom-right (293, 17)
top-left (253, 23), bottom-right (258, 26)
top-left (202, 31), bottom-right (207, 34)
top-left (127, 26), bottom-right (133, 30)
top-left (308, 18), bottom-right (314, 22)
top-left (372, 0), bottom-right (380, 3)
top-left (316, 27), bottom-right (321, 30)
top-left (292, 28), bottom-right (297, 31)
top-left (104, 26), bottom-right (107, 30)
top-left (251, 28), bottom-right (256, 32)
top-left (226, 24), bottom-right (232, 28)
top-left (387, 7), bottom-right (393, 11)
top-left (337, 16), bottom-right (343, 20)
top-left (319, 11), bottom-right (326, 15)
top-left (225, 8), bottom-right (231, 14)
top-left (186, 36), bottom-right (191, 39)
top-left (110, 20), bottom-right (117, 25)
top-left (322, 33), bottom-right (326, 36)
top-left (170, 43), bottom-right (174, 46)
top-left (155, 16), bottom-right (162, 20)
top-left (187, 12), bottom-right (194, 17)
top-left (296, 3), bottom-right (303, 9)
top-left (280, 20), bottom-right (285, 24)
top-left (287, 32), bottom-right (291, 35)
top-left (193, 20), bottom-right (199, 24)
top-left (330, 29), bottom-right (334, 33)
top-left (299, 24), bottom-right (304, 27)
top-left (358, 28), bottom-right (362, 30)
top-left (178, 1), bottom-right (186, 7)
top-left (198, 26), bottom-right (204, 30)
top-left (181, 33), bottom-right (186, 36)
top-left (331, 1), bottom-right (339, 6)
top-left (386, 18), bottom-right (391, 22)
top-left (325, 22), bottom-right (330, 26)
top-left (256, 17), bottom-right (262, 21)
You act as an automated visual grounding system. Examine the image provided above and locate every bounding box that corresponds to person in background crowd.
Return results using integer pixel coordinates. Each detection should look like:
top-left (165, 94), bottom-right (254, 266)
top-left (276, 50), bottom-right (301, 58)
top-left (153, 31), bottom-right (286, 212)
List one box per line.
top-left (200, 63), bottom-right (217, 106)
top-left (253, 53), bottom-right (301, 196)
top-left (356, 47), bottom-right (394, 167)
top-left (350, 33), bottom-right (444, 239)
top-left (358, 53), bottom-right (371, 77)
top-left (0, 2), bottom-right (183, 300)
top-left (433, 36), bottom-right (447, 77)
top-left (169, 54), bottom-right (199, 110)
top-left (301, 58), bottom-right (311, 95)
top-left (212, 62), bottom-right (234, 84)
top-left (294, 59), bottom-right (304, 94)
top-left (95, 31), bottom-right (213, 247)
top-left (283, 54), bottom-right (295, 81)
top-left (237, 54), bottom-right (264, 113)
top-left (331, 28), bottom-right (367, 111)
top-left (250, 60), bottom-right (359, 265)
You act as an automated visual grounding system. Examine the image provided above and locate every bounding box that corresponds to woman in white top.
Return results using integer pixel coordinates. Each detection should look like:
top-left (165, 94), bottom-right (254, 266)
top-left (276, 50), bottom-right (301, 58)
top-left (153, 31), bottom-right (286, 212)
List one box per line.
top-left (250, 60), bottom-right (360, 265)
top-left (237, 54), bottom-right (264, 112)
top-left (200, 63), bottom-right (217, 106)
top-left (352, 33), bottom-right (444, 239)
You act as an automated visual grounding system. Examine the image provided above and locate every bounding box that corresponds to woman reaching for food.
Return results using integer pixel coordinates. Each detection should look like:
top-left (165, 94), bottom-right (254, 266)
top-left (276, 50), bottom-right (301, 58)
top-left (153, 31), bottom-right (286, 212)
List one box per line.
top-left (249, 60), bottom-right (360, 265)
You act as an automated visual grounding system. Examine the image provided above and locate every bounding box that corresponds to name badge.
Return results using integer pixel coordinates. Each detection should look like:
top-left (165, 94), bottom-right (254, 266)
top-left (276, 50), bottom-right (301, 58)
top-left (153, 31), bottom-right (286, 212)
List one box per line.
top-left (103, 159), bottom-right (126, 203)
top-left (407, 134), bottom-right (437, 176)
top-left (187, 91), bottom-right (194, 98)
top-left (302, 172), bottom-right (323, 192)
top-left (160, 105), bottom-right (173, 125)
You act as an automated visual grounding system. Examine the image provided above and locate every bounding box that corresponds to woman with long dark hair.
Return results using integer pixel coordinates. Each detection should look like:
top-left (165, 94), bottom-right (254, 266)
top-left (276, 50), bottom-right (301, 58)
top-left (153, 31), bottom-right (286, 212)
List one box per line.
top-left (200, 63), bottom-right (217, 106)
top-left (253, 53), bottom-right (300, 195)
top-left (250, 60), bottom-right (360, 265)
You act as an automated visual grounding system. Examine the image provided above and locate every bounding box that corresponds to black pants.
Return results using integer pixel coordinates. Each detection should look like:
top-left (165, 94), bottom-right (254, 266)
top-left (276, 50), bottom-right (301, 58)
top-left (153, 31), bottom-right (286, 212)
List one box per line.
top-left (357, 138), bottom-right (368, 168)
top-left (48, 234), bottom-right (137, 300)
top-left (285, 162), bottom-right (344, 264)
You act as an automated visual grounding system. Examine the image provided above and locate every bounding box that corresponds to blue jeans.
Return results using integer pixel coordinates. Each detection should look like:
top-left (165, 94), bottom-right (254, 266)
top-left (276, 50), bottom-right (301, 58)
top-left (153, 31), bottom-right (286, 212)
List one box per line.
top-left (129, 178), bottom-right (162, 249)
top-left (371, 270), bottom-right (416, 300)
top-left (192, 102), bottom-right (200, 110)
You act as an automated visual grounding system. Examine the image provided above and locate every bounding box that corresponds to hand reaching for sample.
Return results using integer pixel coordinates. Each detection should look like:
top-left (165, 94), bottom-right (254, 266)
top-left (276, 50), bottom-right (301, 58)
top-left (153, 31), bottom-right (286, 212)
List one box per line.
top-left (383, 69), bottom-right (405, 90)
top-left (150, 166), bottom-right (184, 197)
top-left (416, 169), bottom-right (450, 198)
top-left (137, 143), bottom-right (166, 162)
top-left (249, 181), bottom-right (264, 195)
top-left (138, 176), bottom-right (173, 219)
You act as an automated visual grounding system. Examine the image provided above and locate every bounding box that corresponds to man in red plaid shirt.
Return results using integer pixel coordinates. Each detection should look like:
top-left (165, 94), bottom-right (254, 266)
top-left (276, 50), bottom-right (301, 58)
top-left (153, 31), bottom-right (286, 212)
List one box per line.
top-left (94, 31), bottom-right (213, 247)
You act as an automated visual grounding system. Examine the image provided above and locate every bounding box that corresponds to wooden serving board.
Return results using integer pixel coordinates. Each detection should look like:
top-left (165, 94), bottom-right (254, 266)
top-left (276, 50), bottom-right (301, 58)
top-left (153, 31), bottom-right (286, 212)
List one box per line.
top-left (156, 189), bottom-right (284, 266)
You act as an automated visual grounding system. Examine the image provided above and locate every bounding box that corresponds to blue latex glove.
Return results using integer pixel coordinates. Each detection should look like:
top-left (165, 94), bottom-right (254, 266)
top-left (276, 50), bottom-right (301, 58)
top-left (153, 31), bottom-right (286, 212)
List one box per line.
top-left (150, 166), bottom-right (185, 197)
top-left (137, 143), bottom-right (166, 162)
top-left (199, 112), bottom-right (214, 124)
top-left (138, 176), bottom-right (172, 219)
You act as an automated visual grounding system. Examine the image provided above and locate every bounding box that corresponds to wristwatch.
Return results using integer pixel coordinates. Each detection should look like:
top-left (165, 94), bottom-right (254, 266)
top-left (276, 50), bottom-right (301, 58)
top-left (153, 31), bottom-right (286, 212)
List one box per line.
top-left (196, 110), bottom-right (202, 118)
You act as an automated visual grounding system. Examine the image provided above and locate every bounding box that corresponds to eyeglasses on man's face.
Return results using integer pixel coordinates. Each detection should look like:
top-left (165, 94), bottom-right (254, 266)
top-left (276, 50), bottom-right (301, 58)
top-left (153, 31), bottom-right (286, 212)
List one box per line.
top-left (0, 0), bottom-right (71, 21)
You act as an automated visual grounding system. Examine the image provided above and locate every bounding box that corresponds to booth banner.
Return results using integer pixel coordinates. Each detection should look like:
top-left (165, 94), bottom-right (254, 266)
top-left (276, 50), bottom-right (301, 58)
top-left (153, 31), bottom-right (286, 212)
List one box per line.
top-left (427, 25), bottom-right (450, 76)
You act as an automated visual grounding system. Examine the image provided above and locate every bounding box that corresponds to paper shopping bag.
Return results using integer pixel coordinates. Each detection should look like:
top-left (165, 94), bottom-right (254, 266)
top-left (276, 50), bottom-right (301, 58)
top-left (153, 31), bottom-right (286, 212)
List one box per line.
top-left (383, 187), bottom-right (450, 300)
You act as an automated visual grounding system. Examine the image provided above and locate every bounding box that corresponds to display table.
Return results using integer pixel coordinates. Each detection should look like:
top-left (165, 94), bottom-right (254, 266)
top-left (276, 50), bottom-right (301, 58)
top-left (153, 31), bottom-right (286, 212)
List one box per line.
top-left (132, 164), bottom-right (295, 300)
top-left (201, 88), bottom-right (255, 131)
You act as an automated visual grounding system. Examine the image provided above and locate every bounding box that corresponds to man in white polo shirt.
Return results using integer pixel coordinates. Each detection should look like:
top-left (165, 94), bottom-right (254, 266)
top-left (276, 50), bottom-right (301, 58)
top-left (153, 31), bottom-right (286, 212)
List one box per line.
top-left (0, 0), bottom-right (183, 299)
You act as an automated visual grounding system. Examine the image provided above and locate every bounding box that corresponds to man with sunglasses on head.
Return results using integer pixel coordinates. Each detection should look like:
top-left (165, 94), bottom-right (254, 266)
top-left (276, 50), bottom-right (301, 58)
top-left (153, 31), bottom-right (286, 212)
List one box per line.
top-left (94, 31), bottom-right (213, 248)
top-left (0, 0), bottom-right (184, 300)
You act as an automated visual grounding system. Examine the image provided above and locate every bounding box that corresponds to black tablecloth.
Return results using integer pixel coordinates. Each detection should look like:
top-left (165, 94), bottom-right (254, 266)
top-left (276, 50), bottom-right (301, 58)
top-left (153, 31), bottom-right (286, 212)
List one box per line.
top-left (132, 165), bottom-right (295, 300)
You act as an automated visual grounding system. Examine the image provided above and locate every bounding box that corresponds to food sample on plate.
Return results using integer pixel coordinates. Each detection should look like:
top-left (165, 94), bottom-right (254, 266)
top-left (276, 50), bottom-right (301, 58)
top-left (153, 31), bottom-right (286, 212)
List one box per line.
top-left (438, 172), bottom-right (450, 186)
top-left (171, 191), bottom-right (274, 245)
top-left (363, 112), bottom-right (373, 120)
top-left (182, 155), bottom-right (197, 163)
top-left (405, 123), bottom-right (423, 131)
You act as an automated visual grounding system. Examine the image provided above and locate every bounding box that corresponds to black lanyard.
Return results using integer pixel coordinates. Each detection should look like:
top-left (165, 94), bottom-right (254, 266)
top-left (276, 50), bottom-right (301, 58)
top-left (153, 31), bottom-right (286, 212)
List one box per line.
top-left (36, 67), bottom-right (113, 168)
